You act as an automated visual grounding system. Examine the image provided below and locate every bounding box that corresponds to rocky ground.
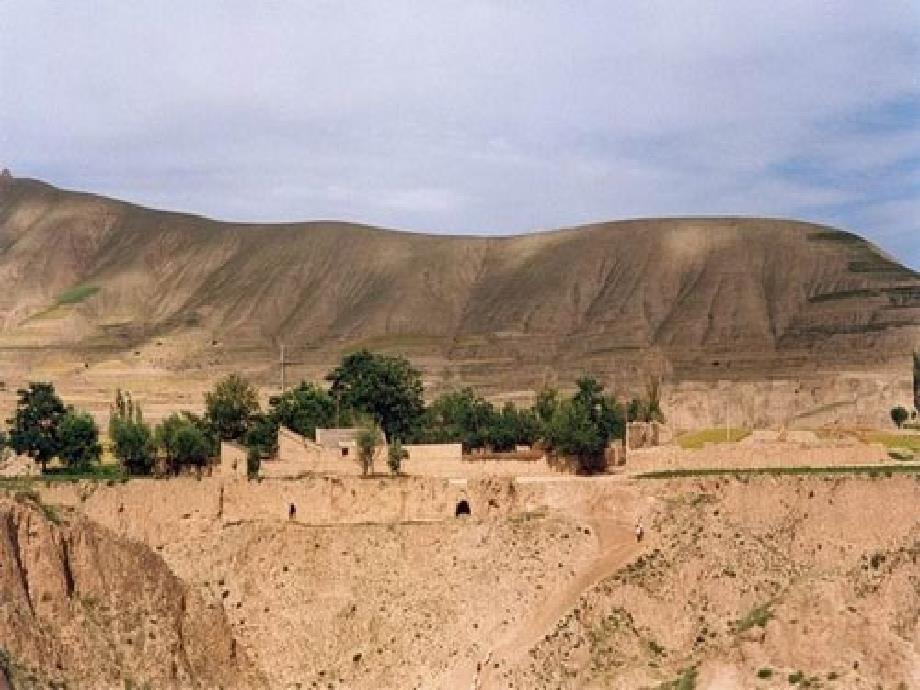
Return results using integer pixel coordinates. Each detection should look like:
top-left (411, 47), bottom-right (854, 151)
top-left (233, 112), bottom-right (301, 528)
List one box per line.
top-left (1, 473), bottom-right (917, 689)
top-left (0, 495), bottom-right (263, 689)
top-left (497, 475), bottom-right (920, 689)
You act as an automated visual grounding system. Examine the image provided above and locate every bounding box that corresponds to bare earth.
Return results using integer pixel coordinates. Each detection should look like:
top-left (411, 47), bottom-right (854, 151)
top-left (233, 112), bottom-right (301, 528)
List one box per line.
top-left (2, 471), bottom-right (917, 689)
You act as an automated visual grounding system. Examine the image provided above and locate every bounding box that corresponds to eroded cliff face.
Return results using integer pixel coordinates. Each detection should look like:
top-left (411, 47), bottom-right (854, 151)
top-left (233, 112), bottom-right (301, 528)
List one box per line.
top-left (0, 495), bottom-right (263, 690)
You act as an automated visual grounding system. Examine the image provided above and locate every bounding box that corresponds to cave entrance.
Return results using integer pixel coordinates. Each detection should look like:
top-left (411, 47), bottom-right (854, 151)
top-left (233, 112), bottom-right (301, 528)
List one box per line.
top-left (455, 499), bottom-right (471, 517)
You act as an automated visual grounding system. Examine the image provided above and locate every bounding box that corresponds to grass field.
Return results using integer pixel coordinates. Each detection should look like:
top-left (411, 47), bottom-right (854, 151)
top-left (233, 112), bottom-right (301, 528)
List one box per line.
top-left (675, 427), bottom-right (750, 449)
top-left (862, 432), bottom-right (920, 451)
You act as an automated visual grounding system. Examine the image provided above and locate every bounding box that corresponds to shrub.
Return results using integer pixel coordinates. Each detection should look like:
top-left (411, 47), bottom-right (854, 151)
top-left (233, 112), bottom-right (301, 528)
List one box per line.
top-left (356, 422), bottom-right (381, 476)
top-left (387, 439), bottom-right (407, 475)
top-left (737, 602), bottom-right (773, 632)
top-left (890, 406), bottom-right (909, 429)
top-left (756, 668), bottom-right (773, 679)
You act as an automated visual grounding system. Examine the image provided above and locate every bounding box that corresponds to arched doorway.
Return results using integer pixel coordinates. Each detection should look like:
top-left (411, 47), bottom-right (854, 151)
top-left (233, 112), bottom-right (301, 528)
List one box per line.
top-left (455, 499), bottom-right (471, 517)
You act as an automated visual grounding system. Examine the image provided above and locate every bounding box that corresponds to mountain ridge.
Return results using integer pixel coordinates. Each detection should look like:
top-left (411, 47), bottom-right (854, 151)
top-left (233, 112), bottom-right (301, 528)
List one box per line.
top-left (0, 175), bottom-right (917, 410)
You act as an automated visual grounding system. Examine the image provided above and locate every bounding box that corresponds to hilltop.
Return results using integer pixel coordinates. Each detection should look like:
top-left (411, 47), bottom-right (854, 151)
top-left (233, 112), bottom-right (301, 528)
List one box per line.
top-left (0, 176), bottom-right (917, 425)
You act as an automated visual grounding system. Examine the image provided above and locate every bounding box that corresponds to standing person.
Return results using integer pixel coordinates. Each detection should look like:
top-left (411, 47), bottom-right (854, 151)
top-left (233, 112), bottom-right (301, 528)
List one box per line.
top-left (289, 503), bottom-right (296, 520)
top-left (635, 520), bottom-right (644, 543)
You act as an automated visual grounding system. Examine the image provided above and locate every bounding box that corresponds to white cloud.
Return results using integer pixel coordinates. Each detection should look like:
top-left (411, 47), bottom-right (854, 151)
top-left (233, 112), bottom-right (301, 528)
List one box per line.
top-left (1, 0), bottom-right (917, 266)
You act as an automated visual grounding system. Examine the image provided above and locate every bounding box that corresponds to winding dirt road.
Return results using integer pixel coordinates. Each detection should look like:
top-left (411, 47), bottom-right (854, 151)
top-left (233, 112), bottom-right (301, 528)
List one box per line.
top-left (443, 518), bottom-right (643, 690)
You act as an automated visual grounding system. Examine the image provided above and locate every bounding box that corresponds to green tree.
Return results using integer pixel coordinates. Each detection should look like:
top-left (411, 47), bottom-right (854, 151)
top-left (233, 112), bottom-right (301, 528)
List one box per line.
top-left (7, 382), bottom-right (66, 472)
top-left (109, 389), bottom-right (155, 475)
top-left (387, 439), bottom-right (408, 475)
top-left (890, 405), bottom-right (909, 429)
top-left (205, 374), bottom-right (260, 441)
top-left (546, 399), bottom-right (607, 472)
top-left (534, 386), bottom-right (560, 437)
top-left (544, 376), bottom-right (625, 473)
top-left (268, 381), bottom-right (334, 438)
top-left (419, 388), bottom-right (496, 450)
top-left (155, 413), bottom-right (211, 473)
top-left (245, 412), bottom-right (278, 456)
top-left (488, 402), bottom-right (539, 452)
top-left (58, 409), bottom-right (102, 470)
top-left (327, 350), bottom-right (424, 441)
top-left (356, 422), bottom-right (381, 477)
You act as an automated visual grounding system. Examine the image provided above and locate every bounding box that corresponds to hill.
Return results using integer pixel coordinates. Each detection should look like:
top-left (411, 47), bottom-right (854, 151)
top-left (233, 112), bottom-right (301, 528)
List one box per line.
top-left (0, 175), bottom-right (917, 426)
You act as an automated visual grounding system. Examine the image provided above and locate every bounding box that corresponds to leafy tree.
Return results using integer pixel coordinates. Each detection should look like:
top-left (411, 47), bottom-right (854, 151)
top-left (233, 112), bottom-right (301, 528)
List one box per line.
top-left (155, 413), bottom-right (211, 473)
top-left (58, 410), bottom-right (102, 470)
top-left (245, 412), bottom-right (278, 457)
top-left (890, 405), bottom-right (909, 429)
top-left (327, 350), bottom-right (424, 441)
top-left (419, 388), bottom-right (496, 450)
top-left (356, 421), bottom-right (381, 476)
top-left (180, 411), bottom-right (219, 458)
top-left (268, 381), bottom-right (334, 438)
top-left (534, 386), bottom-right (560, 437)
top-left (387, 439), bottom-right (408, 475)
top-left (544, 376), bottom-right (625, 473)
top-left (205, 374), bottom-right (260, 441)
top-left (546, 399), bottom-right (608, 472)
top-left (109, 389), bottom-right (155, 475)
top-left (488, 402), bottom-right (539, 452)
top-left (7, 382), bottom-right (66, 472)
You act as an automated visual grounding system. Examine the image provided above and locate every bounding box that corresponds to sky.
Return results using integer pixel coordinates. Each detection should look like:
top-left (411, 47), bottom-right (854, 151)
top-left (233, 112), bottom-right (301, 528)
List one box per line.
top-left (1, 1), bottom-right (918, 267)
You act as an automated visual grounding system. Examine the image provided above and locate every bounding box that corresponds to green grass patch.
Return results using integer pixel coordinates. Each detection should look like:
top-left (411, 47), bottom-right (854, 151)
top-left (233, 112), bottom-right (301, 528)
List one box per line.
top-left (659, 667), bottom-right (697, 690)
top-left (0, 463), bottom-right (127, 490)
top-left (55, 284), bottom-right (100, 305)
top-left (737, 602), bottom-right (773, 632)
top-left (675, 428), bottom-right (750, 449)
top-left (865, 432), bottom-right (920, 452)
top-left (636, 464), bottom-right (920, 479)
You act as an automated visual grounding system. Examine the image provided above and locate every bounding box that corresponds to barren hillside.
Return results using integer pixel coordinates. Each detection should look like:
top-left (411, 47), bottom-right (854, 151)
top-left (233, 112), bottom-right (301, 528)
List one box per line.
top-left (0, 495), bottom-right (263, 689)
top-left (10, 473), bottom-right (919, 689)
top-left (0, 175), bottom-right (917, 424)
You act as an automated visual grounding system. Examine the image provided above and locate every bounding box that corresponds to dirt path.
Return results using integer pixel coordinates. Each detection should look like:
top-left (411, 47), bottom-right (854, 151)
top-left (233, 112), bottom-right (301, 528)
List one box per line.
top-left (443, 519), bottom-right (643, 690)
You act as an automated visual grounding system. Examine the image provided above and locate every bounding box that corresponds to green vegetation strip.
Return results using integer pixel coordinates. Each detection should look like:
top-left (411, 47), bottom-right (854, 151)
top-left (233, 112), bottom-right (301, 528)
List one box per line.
top-left (636, 465), bottom-right (920, 479)
top-left (675, 427), bottom-right (750, 449)
top-left (0, 464), bottom-right (127, 490)
top-left (55, 284), bottom-right (100, 305)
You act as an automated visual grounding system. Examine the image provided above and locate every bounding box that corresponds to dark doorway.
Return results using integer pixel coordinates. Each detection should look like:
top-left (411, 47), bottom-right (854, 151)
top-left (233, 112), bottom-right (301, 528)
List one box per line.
top-left (455, 500), bottom-right (471, 517)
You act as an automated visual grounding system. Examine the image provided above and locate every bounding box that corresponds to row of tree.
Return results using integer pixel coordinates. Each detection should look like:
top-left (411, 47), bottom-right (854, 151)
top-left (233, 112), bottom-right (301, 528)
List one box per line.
top-left (4, 349), bottom-right (662, 476)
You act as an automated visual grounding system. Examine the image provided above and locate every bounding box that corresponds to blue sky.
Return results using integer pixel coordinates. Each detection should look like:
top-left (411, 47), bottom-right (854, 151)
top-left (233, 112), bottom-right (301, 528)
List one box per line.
top-left (1, 1), bottom-right (918, 267)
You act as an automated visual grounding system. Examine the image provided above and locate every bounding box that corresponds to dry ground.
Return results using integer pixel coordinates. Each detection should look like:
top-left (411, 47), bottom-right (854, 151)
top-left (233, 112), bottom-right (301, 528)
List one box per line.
top-left (3, 470), bottom-right (916, 689)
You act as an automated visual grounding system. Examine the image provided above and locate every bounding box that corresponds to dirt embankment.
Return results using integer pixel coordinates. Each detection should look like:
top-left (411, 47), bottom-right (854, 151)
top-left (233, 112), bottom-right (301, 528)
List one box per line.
top-left (0, 496), bottom-right (263, 690)
top-left (495, 475), bottom-right (920, 689)
top-left (6, 474), bottom-right (918, 689)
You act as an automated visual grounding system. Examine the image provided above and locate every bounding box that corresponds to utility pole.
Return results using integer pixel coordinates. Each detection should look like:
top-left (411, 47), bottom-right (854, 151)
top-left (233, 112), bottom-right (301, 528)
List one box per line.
top-left (726, 398), bottom-right (730, 442)
top-left (280, 342), bottom-right (285, 393)
top-left (278, 342), bottom-right (303, 394)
